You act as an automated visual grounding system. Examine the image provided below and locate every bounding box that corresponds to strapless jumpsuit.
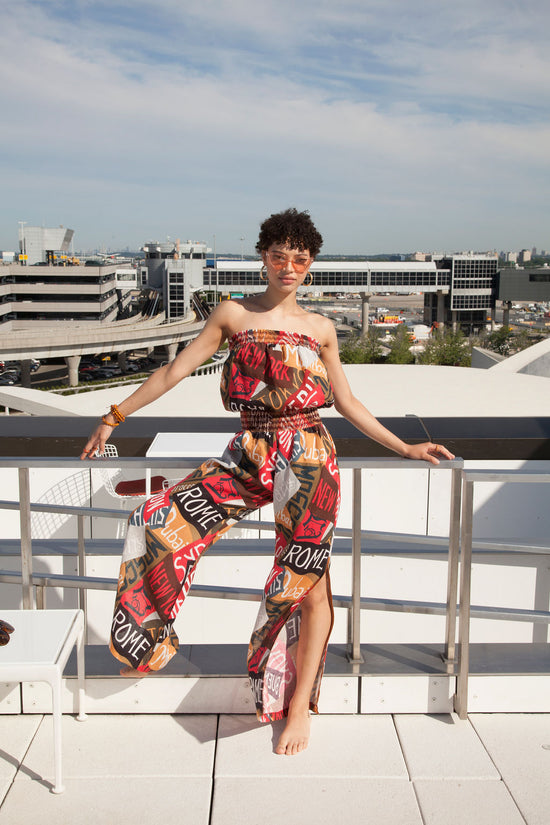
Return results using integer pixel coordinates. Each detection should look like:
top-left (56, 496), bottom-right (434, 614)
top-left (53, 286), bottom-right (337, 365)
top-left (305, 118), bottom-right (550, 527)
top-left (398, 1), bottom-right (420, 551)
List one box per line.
top-left (110, 329), bottom-right (341, 721)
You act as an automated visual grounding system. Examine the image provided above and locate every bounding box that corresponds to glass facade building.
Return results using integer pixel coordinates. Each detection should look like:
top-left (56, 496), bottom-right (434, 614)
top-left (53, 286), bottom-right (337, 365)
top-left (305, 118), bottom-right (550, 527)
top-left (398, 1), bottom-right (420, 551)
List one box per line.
top-left (203, 256), bottom-right (498, 330)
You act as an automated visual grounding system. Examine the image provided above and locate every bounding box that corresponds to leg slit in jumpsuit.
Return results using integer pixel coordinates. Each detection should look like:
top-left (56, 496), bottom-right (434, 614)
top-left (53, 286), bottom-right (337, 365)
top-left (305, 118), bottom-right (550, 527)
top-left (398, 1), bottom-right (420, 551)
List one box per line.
top-left (109, 329), bottom-right (340, 721)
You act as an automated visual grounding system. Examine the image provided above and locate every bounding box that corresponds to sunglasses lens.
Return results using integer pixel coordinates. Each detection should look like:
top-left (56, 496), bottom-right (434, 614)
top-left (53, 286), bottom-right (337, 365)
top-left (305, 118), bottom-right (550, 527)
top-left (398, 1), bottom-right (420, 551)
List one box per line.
top-left (268, 253), bottom-right (309, 273)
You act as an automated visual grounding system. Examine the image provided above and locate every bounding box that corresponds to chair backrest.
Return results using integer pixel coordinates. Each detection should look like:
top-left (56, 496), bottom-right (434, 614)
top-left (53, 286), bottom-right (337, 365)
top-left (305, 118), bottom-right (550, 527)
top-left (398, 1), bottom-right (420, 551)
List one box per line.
top-left (97, 444), bottom-right (167, 498)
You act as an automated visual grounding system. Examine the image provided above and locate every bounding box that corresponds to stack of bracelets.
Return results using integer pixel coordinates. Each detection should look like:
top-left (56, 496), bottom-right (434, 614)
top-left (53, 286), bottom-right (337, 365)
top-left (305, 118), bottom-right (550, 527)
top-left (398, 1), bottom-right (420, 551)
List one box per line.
top-left (102, 404), bottom-right (126, 427)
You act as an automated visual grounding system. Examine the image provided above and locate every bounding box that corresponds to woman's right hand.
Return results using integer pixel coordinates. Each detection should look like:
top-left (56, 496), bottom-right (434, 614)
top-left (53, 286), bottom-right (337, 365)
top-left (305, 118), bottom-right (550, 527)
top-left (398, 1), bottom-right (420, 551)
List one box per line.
top-left (80, 422), bottom-right (115, 459)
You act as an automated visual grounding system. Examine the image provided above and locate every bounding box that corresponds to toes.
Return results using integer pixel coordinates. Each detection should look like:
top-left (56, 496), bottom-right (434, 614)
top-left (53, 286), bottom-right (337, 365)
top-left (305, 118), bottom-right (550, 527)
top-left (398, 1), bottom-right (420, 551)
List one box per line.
top-left (275, 737), bottom-right (308, 755)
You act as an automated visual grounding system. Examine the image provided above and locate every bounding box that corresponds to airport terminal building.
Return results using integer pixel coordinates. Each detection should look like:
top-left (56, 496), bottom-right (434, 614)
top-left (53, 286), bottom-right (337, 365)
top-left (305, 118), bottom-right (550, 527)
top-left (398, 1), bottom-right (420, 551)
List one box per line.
top-left (203, 254), bottom-right (499, 331)
top-left (137, 240), bottom-right (501, 331)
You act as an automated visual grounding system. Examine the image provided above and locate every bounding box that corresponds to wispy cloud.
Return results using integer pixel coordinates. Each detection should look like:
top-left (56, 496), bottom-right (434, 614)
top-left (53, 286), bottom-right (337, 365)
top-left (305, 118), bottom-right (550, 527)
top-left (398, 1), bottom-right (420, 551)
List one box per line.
top-left (0, 0), bottom-right (548, 253)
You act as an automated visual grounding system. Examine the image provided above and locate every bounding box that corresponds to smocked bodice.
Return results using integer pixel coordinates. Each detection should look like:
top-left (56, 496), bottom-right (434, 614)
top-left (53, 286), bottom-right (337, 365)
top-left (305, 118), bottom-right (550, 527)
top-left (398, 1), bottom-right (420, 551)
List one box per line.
top-left (220, 329), bottom-right (334, 419)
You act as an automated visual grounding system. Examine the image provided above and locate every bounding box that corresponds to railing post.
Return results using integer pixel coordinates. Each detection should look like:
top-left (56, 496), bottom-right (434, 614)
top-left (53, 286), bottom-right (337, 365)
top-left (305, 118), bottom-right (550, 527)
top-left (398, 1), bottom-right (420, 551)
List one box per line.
top-left (77, 514), bottom-right (88, 642)
top-left (36, 585), bottom-right (46, 609)
top-left (18, 467), bottom-right (34, 609)
top-left (455, 474), bottom-right (474, 719)
top-left (348, 467), bottom-right (364, 663)
top-left (444, 467), bottom-right (462, 667)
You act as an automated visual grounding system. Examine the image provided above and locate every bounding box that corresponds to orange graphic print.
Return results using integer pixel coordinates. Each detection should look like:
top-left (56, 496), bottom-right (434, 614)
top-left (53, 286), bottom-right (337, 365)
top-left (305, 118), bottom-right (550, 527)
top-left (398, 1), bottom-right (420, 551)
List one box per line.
top-left (110, 329), bottom-right (340, 721)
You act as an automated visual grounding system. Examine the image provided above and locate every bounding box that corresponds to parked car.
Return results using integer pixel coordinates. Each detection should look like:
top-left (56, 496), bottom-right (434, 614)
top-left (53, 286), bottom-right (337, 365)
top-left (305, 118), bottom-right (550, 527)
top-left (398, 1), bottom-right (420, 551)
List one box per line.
top-left (94, 368), bottom-right (122, 379)
top-left (0, 373), bottom-right (17, 385)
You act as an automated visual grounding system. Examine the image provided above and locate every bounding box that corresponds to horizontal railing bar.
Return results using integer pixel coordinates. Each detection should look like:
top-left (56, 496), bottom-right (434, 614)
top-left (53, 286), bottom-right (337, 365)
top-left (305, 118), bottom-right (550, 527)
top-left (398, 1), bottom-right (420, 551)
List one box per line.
top-left (189, 583), bottom-right (263, 601)
top-left (0, 570), bottom-right (118, 591)
top-left (0, 500), bottom-right (132, 519)
top-left (463, 470), bottom-right (550, 483)
top-left (1, 509), bottom-right (548, 556)
top-left (0, 456), bottom-right (464, 471)
top-left (358, 597), bottom-right (550, 622)
top-left (2, 570), bottom-right (548, 624)
top-left (468, 541), bottom-right (550, 555)
top-left (467, 604), bottom-right (550, 623)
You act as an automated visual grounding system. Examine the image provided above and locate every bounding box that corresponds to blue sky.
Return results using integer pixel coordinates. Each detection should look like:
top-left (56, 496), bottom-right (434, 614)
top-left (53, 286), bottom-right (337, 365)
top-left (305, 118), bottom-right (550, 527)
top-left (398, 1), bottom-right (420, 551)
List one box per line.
top-left (1, 0), bottom-right (549, 254)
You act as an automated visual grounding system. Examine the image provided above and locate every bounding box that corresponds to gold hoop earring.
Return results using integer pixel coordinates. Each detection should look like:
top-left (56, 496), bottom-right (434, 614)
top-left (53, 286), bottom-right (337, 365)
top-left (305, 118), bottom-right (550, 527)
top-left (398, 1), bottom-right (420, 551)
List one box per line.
top-left (260, 265), bottom-right (268, 282)
top-left (304, 271), bottom-right (313, 287)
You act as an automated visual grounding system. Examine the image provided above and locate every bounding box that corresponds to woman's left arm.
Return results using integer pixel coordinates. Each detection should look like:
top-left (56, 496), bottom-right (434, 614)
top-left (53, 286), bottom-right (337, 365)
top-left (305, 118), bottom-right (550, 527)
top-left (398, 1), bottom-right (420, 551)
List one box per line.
top-left (320, 323), bottom-right (454, 465)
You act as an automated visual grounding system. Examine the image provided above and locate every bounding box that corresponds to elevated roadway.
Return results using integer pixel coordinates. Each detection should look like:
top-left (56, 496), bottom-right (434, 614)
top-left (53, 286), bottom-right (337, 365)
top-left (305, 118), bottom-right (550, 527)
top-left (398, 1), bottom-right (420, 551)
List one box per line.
top-left (0, 314), bottom-right (204, 386)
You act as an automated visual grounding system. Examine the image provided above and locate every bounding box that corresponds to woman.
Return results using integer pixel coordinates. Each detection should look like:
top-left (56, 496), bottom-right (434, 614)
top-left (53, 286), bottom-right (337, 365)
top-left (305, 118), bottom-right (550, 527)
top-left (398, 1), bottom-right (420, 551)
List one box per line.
top-left (82, 208), bottom-right (453, 755)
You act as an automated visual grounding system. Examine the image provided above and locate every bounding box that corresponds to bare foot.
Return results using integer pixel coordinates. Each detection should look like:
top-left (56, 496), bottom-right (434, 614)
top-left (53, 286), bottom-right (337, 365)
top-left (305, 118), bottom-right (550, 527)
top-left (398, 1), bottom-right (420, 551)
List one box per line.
top-left (119, 666), bottom-right (147, 678)
top-left (275, 705), bottom-right (311, 755)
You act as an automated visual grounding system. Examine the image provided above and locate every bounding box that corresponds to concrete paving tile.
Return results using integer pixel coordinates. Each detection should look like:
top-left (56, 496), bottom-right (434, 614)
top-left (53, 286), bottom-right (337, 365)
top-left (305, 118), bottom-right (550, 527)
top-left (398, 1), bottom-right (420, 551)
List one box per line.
top-left (0, 715), bottom-right (42, 777)
top-left (211, 777), bottom-right (422, 825)
top-left (414, 780), bottom-right (525, 825)
top-left (16, 713), bottom-right (216, 783)
top-left (394, 714), bottom-right (500, 780)
top-left (470, 714), bottom-right (550, 825)
top-left (216, 714), bottom-right (408, 778)
top-left (0, 776), bottom-right (212, 825)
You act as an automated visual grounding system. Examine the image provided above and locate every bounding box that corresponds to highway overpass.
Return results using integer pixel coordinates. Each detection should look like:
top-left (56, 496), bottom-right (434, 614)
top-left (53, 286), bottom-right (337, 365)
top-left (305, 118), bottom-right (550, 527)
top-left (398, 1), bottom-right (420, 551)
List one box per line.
top-left (0, 314), bottom-right (204, 386)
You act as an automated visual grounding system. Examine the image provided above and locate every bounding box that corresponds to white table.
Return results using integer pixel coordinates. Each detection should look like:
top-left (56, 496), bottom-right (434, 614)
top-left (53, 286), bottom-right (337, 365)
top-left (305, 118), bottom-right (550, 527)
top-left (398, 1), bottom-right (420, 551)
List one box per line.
top-left (0, 609), bottom-right (87, 793)
top-left (146, 431), bottom-right (234, 458)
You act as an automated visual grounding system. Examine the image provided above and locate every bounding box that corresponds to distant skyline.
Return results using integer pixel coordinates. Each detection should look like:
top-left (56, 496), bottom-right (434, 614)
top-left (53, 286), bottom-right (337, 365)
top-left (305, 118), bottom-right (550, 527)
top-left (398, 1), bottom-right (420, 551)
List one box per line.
top-left (1, 1), bottom-right (549, 255)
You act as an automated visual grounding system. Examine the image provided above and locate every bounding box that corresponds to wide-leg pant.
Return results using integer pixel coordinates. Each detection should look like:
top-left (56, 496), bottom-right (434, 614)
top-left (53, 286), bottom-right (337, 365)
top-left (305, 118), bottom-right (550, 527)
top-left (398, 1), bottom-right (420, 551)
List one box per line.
top-left (110, 424), bottom-right (340, 721)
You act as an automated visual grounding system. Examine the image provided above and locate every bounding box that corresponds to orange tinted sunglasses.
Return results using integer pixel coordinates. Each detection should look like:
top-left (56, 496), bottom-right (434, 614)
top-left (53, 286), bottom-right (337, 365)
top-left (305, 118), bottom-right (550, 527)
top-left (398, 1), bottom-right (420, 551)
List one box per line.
top-left (266, 251), bottom-right (311, 274)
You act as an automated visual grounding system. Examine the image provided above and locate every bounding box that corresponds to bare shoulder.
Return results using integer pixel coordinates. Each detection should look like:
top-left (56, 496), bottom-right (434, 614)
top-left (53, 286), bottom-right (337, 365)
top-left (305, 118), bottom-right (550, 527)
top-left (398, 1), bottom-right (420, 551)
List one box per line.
top-left (208, 299), bottom-right (249, 335)
top-left (305, 312), bottom-right (338, 348)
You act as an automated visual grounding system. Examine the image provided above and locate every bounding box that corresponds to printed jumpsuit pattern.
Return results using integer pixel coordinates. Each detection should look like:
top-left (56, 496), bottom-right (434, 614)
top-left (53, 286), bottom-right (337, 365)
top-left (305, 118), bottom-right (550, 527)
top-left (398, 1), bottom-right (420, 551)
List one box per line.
top-left (110, 329), bottom-right (341, 721)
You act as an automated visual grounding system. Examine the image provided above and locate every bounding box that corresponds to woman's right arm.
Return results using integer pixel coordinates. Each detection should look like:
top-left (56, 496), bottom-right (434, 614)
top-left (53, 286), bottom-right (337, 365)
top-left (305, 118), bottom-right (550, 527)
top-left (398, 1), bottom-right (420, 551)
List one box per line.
top-left (80, 303), bottom-right (231, 458)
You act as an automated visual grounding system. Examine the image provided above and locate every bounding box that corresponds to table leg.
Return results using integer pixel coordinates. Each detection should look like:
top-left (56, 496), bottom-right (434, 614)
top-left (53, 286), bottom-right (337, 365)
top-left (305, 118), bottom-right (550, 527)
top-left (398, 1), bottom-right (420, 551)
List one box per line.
top-left (76, 625), bottom-right (87, 722)
top-left (50, 675), bottom-right (65, 794)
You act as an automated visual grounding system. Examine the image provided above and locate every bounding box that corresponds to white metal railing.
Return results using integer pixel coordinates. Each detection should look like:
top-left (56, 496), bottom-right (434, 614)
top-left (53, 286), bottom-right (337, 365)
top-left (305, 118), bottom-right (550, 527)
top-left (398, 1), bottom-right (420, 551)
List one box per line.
top-left (18, 456), bottom-right (550, 719)
top-left (0, 456), bottom-right (463, 660)
top-left (455, 468), bottom-right (550, 718)
top-left (3, 458), bottom-right (549, 716)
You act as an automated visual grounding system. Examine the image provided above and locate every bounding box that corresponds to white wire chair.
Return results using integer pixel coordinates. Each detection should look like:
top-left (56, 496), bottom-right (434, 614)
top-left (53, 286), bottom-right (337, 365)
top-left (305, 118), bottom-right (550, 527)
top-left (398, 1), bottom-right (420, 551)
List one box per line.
top-left (97, 443), bottom-right (169, 499)
top-left (94, 443), bottom-right (173, 538)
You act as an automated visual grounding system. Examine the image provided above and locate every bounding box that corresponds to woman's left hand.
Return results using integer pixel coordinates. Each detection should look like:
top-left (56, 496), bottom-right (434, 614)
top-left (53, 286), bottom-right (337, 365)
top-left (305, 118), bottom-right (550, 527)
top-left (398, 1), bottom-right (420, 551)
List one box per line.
top-left (403, 442), bottom-right (455, 465)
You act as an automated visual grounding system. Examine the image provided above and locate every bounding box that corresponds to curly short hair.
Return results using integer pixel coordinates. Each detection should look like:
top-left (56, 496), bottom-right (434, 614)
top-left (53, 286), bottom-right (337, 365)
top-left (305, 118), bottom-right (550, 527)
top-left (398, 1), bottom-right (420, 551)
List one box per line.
top-left (256, 208), bottom-right (323, 258)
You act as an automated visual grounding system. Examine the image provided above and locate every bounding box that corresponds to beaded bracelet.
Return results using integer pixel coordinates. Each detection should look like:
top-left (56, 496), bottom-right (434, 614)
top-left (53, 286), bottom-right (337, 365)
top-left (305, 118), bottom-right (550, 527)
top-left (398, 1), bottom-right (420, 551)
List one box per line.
top-left (110, 404), bottom-right (125, 423)
top-left (101, 404), bottom-right (126, 428)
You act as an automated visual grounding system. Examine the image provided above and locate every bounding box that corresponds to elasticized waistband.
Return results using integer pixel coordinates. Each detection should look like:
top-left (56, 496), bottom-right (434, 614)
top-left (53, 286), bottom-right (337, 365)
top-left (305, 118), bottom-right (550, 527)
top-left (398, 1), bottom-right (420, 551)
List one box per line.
top-left (240, 408), bottom-right (322, 433)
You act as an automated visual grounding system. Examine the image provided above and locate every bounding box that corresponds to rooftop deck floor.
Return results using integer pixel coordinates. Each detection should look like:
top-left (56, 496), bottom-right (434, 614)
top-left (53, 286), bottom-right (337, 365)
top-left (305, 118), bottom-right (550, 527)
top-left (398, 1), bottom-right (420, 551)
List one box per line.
top-left (1, 711), bottom-right (549, 824)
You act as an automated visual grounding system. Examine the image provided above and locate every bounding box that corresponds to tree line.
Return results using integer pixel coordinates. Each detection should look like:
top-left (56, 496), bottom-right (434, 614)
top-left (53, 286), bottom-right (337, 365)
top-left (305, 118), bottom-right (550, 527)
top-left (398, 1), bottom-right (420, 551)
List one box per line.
top-left (339, 324), bottom-right (544, 366)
